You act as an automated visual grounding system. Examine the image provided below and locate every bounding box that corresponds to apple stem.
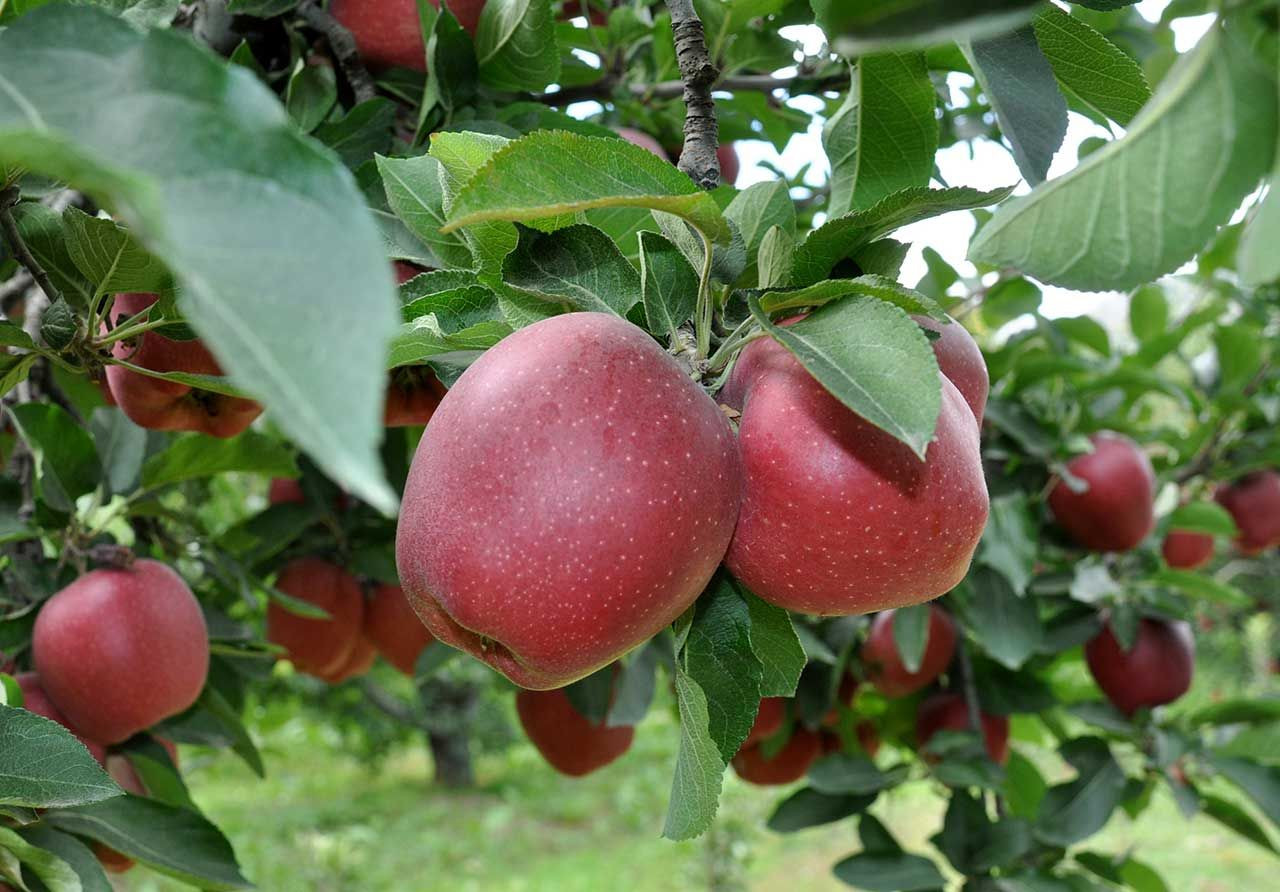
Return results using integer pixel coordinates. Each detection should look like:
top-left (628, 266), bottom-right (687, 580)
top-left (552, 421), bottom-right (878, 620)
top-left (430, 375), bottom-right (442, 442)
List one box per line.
top-left (667, 0), bottom-right (722, 191)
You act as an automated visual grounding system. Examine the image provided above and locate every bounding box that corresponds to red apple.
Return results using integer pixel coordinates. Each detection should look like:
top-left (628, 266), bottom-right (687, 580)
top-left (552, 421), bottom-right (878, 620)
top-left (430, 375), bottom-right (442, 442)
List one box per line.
top-left (394, 261), bottom-right (423, 284)
top-left (385, 366), bottom-right (448, 427)
top-left (856, 720), bottom-right (881, 758)
top-left (104, 293), bottom-right (262, 438)
top-left (266, 558), bottom-right (365, 679)
top-left (743, 697), bottom-right (786, 747)
top-left (1048, 432), bottom-right (1155, 552)
top-left (516, 686), bottom-right (634, 777)
top-left (14, 673), bottom-right (106, 764)
top-left (731, 726), bottom-right (822, 785)
top-left (916, 692), bottom-right (1009, 764)
top-left (615, 127), bottom-right (669, 160)
top-left (365, 583), bottom-right (435, 676)
top-left (723, 333), bottom-right (988, 615)
top-left (914, 315), bottom-right (988, 426)
top-left (717, 143), bottom-right (740, 186)
top-left (268, 478), bottom-right (305, 505)
top-left (396, 312), bottom-right (742, 689)
top-left (1215, 471), bottom-right (1280, 555)
top-left (330, 0), bottom-right (485, 71)
top-left (1161, 529), bottom-right (1215, 570)
top-left (862, 606), bottom-right (957, 698)
top-left (317, 635), bottom-right (377, 684)
top-left (1084, 616), bottom-right (1194, 716)
top-left (32, 560), bottom-right (209, 745)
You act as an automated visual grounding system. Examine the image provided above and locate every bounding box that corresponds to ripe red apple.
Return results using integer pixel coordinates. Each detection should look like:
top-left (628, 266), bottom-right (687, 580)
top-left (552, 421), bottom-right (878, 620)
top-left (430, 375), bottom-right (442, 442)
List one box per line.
top-left (1084, 616), bottom-right (1194, 715)
top-left (394, 260), bottom-right (423, 284)
top-left (268, 478), bottom-right (305, 505)
top-left (722, 333), bottom-right (988, 615)
top-left (1048, 432), bottom-right (1155, 552)
top-left (385, 366), bottom-right (447, 427)
top-left (717, 143), bottom-right (740, 186)
top-left (1162, 529), bottom-right (1215, 570)
top-left (266, 558), bottom-right (365, 679)
top-left (104, 293), bottom-right (262, 438)
top-left (318, 635), bottom-right (377, 684)
top-left (743, 697), bottom-right (786, 747)
top-left (396, 312), bottom-right (742, 689)
top-left (916, 693), bottom-right (1009, 764)
top-left (731, 726), bottom-right (822, 785)
top-left (914, 316), bottom-right (988, 426)
top-left (515, 686), bottom-right (635, 777)
top-left (615, 127), bottom-right (669, 160)
top-left (1215, 471), bottom-right (1280, 555)
top-left (330, 0), bottom-right (484, 71)
top-left (862, 606), bottom-right (957, 698)
top-left (15, 673), bottom-right (106, 764)
top-left (365, 583), bottom-right (436, 676)
top-left (32, 560), bottom-right (209, 745)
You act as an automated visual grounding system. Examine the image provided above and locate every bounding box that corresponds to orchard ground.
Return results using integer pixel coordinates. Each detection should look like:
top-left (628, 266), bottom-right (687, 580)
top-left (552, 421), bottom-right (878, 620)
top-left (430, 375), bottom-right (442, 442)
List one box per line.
top-left (127, 626), bottom-right (1276, 892)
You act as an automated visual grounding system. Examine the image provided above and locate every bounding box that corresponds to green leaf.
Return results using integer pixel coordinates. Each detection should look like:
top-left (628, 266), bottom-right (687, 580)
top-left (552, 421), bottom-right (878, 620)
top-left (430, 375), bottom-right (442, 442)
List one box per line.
top-left (444, 131), bottom-right (731, 244)
top-left (958, 567), bottom-right (1042, 669)
top-left (141, 431), bottom-right (297, 489)
top-left (824, 53), bottom-right (937, 216)
top-left (0, 705), bottom-right (120, 809)
top-left (662, 670), bottom-right (725, 841)
top-left (377, 153), bottom-right (474, 270)
top-left (1032, 5), bottom-right (1151, 126)
top-left (503, 224), bottom-right (640, 317)
top-left (0, 826), bottom-right (80, 892)
top-left (0, 354), bottom-right (37, 401)
top-left (814, 0), bottom-right (1042, 55)
top-left (1149, 568), bottom-right (1251, 607)
top-left (1214, 323), bottom-right (1263, 393)
top-left (475, 0), bottom-right (560, 91)
top-left (638, 231), bottom-right (699, 337)
top-left (792, 186), bottom-right (1015, 286)
top-left (7, 403), bottom-right (100, 512)
top-left (9, 202), bottom-right (95, 311)
top-left (684, 577), bottom-right (763, 764)
top-left (0, 5), bottom-right (400, 510)
top-left (88, 407), bottom-right (147, 496)
top-left (979, 493), bottom-right (1038, 594)
top-left (45, 796), bottom-right (250, 891)
top-left (1034, 737), bottom-right (1125, 847)
top-left (0, 321), bottom-right (36, 351)
top-left (117, 737), bottom-right (195, 811)
top-left (963, 25), bottom-right (1068, 185)
top-left (606, 642), bottom-right (660, 728)
top-left (1128, 285), bottom-right (1167, 342)
top-left (760, 275), bottom-right (944, 318)
top-left (429, 131), bottom-right (519, 276)
top-left (740, 587), bottom-right (805, 698)
top-left (17, 826), bottom-right (111, 892)
top-left (1209, 754), bottom-right (1280, 827)
top-left (62, 207), bottom-right (170, 294)
top-left (563, 664), bottom-right (615, 724)
top-left (892, 603), bottom-right (930, 674)
top-left (725, 181), bottom-right (796, 287)
top-left (1239, 172), bottom-right (1280, 287)
top-left (1004, 751), bottom-right (1048, 819)
top-left (969, 22), bottom-right (1278, 291)
top-left (1201, 793), bottom-right (1278, 854)
top-left (832, 851), bottom-right (947, 892)
top-left (809, 755), bottom-right (907, 795)
top-left (422, 8), bottom-right (476, 122)
top-left (39, 299), bottom-right (77, 351)
top-left (749, 294), bottom-right (941, 458)
top-left (1187, 698), bottom-right (1280, 728)
top-left (758, 225), bottom-right (795, 288)
top-left (284, 62), bottom-right (337, 134)
top-left (766, 787), bottom-right (877, 832)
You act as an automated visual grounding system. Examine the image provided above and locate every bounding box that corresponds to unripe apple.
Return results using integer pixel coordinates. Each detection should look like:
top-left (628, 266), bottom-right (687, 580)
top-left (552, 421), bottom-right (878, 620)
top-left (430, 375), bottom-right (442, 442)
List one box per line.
top-left (1048, 432), bottom-right (1155, 552)
top-left (385, 366), bottom-right (448, 427)
top-left (266, 558), bottom-right (365, 679)
top-left (14, 673), bottom-right (106, 764)
top-left (916, 692), bottom-right (1009, 765)
top-left (1161, 529), bottom-right (1215, 570)
top-left (743, 697), bottom-right (786, 747)
top-left (317, 635), bottom-right (377, 684)
top-left (104, 293), bottom-right (262, 438)
top-left (32, 560), bottom-right (209, 745)
top-left (862, 606), bottom-right (957, 698)
top-left (723, 334), bottom-right (988, 615)
top-left (1215, 471), bottom-right (1280, 555)
top-left (615, 127), bottom-right (669, 160)
top-left (396, 312), bottom-right (742, 689)
top-left (516, 686), bottom-right (634, 777)
top-left (914, 316), bottom-right (988, 426)
top-left (1084, 616), bottom-right (1194, 716)
top-left (330, 0), bottom-right (485, 71)
top-left (731, 726), bottom-right (822, 785)
top-left (365, 583), bottom-right (435, 675)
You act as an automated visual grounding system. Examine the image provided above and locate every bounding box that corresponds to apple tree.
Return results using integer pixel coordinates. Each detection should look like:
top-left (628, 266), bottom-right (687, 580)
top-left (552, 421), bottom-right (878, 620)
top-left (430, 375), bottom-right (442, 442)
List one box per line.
top-left (1, 0), bottom-right (1279, 890)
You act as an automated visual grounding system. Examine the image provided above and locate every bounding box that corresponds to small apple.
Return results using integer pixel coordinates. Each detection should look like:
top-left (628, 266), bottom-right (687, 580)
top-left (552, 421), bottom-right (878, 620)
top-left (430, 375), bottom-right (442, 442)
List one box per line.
top-left (615, 127), bottom-right (669, 160)
top-left (862, 606), bottom-right (957, 698)
top-left (104, 293), bottom-right (262, 438)
top-left (365, 583), bottom-right (436, 676)
top-left (717, 144), bottom-right (740, 186)
top-left (516, 686), bottom-right (634, 777)
top-left (330, 0), bottom-right (485, 71)
top-left (266, 558), bottom-right (365, 679)
top-left (914, 315), bottom-right (988, 426)
top-left (396, 313), bottom-right (742, 689)
top-left (33, 559), bottom-right (209, 744)
top-left (743, 697), bottom-right (786, 747)
top-left (1048, 432), bottom-right (1155, 552)
top-left (1084, 616), bottom-right (1194, 715)
top-left (15, 673), bottom-right (106, 764)
top-left (731, 726), bottom-right (822, 785)
top-left (1161, 529), bottom-right (1215, 570)
top-left (1215, 471), bottom-right (1280, 555)
top-left (916, 692), bottom-right (1009, 765)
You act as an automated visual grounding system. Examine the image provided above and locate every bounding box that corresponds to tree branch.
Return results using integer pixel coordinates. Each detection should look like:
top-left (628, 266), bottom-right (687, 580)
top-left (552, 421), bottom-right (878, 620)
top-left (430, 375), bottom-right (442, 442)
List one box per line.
top-left (0, 186), bottom-right (64, 307)
top-left (533, 71), bottom-right (847, 105)
top-left (298, 1), bottom-right (378, 105)
top-left (667, 0), bottom-right (720, 190)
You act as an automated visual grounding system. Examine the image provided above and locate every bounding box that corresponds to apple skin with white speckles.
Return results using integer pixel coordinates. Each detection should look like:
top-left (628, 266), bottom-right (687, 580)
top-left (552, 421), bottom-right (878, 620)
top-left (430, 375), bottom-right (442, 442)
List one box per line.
top-left (722, 335), bottom-right (988, 615)
top-left (395, 312), bottom-right (742, 690)
top-left (1048, 432), bottom-right (1155, 552)
top-left (914, 315), bottom-right (988, 427)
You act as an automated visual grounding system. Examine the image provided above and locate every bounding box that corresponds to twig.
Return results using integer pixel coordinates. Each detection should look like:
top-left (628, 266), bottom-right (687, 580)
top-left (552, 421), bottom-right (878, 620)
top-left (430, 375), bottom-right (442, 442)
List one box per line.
top-left (299, 1), bottom-right (378, 105)
top-left (0, 186), bottom-right (64, 307)
top-left (532, 71), bottom-right (848, 105)
top-left (667, 0), bottom-right (720, 189)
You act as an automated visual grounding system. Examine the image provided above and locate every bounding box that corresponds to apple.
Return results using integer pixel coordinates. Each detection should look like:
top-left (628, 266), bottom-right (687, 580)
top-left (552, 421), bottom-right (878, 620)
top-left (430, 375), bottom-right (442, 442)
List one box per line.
top-left (615, 127), bottom-right (669, 160)
top-left (396, 312), bottom-right (742, 689)
top-left (1084, 616), bottom-right (1194, 715)
top-left (104, 293), bottom-right (262, 438)
top-left (743, 697), bottom-right (786, 747)
top-left (266, 558), bottom-right (365, 679)
top-left (1161, 529), bottom-right (1215, 570)
top-left (862, 606), bottom-right (957, 697)
top-left (516, 686), bottom-right (634, 777)
top-left (365, 583), bottom-right (436, 676)
top-left (330, 0), bottom-right (485, 72)
top-left (914, 316), bottom-right (988, 426)
top-left (722, 332), bottom-right (988, 615)
top-left (318, 635), bottom-right (377, 684)
top-left (394, 261), bottom-right (424, 284)
top-left (14, 673), bottom-right (106, 764)
top-left (731, 726), bottom-right (822, 785)
top-left (385, 365), bottom-right (448, 427)
top-left (916, 692), bottom-right (1009, 765)
top-left (1048, 432), bottom-right (1155, 552)
top-left (717, 143), bottom-right (740, 186)
top-left (268, 478), bottom-right (305, 505)
top-left (1215, 471), bottom-right (1280, 555)
top-left (32, 560), bottom-right (209, 745)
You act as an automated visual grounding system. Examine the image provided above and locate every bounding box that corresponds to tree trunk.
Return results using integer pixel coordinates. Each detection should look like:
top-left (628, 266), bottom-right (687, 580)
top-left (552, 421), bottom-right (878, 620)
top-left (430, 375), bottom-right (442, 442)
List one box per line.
top-left (427, 728), bottom-right (474, 789)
